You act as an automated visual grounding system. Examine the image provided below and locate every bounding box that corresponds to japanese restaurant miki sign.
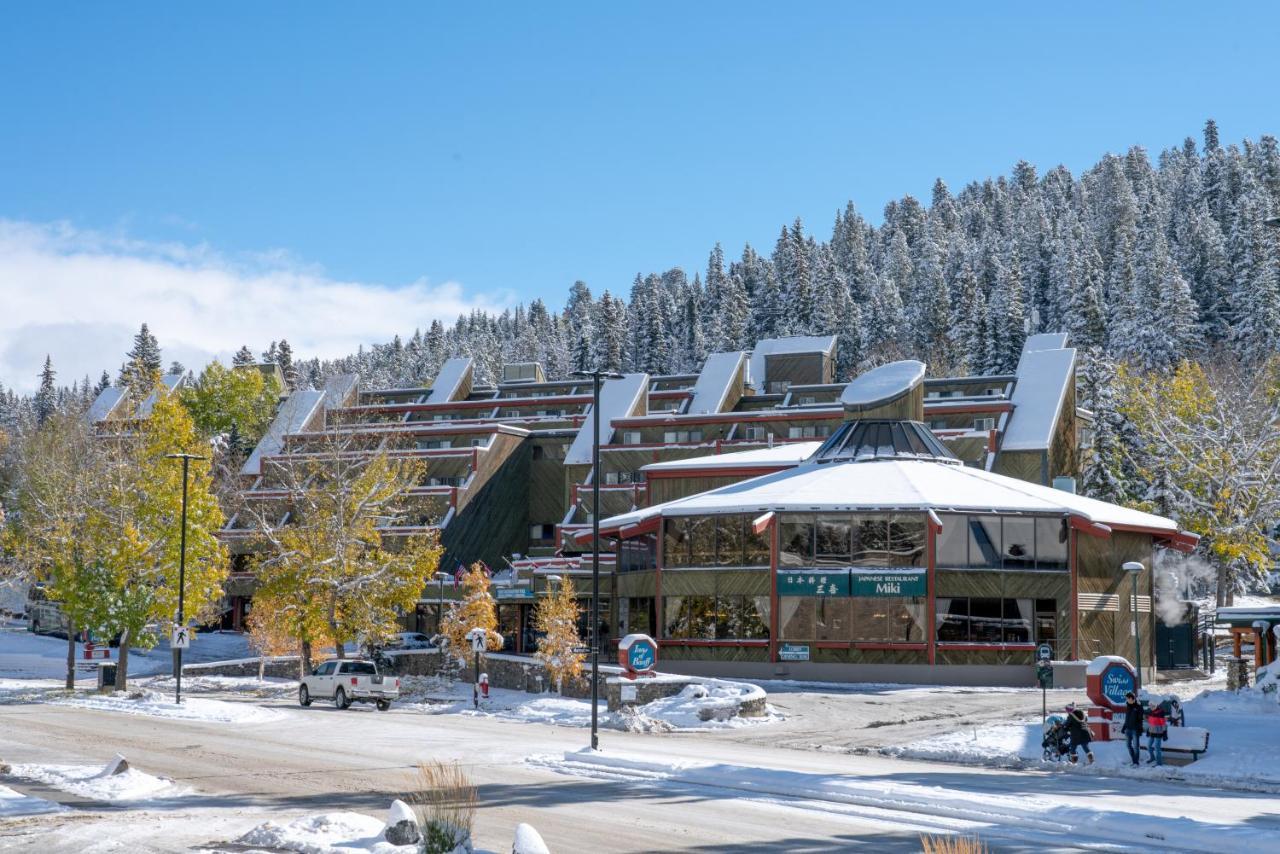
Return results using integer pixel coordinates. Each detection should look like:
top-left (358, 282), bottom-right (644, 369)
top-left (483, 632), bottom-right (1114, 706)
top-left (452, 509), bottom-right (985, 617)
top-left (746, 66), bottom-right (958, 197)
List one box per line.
top-left (778, 569), bottom-right (926, 598)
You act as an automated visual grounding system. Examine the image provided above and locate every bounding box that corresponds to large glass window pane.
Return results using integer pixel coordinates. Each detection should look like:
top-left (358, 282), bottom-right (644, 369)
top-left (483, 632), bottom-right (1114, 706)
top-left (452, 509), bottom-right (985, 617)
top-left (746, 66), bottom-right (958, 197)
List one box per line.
top-left (1002, 517), bottom-right (1036, 569)
top-left (890, 598), bottom-right (927, 642)
top-left (815, 516), bottom-right (852, 567)
top-left (936, 514), bottom-right (968, 568)
top-left (624, 597), bottom-right (653, 637)
top-left (663, 596), bottom-right (686, 638)
top-left (967, 517), bottom-right (1002, 568)
top-left (851, 515), bottom-right (891, 566)
top-left (1003, 598), bottom-right (1033, 643)
top-left (1035, 517), bottom-right (1068, 570)
top-left (716, 516), bottom-right (745, 567)
top-left (849, 597), bottom-right (889, 641)
top-left (816, 598), bottom-right (852, 641)
top-left (780, 597), bottom-right (815, 640)
top-left (721, 596), bottom-right (770, 640)
top-left (664, 519), bottom-right (690, 568)
top-left (780, 515), bottom-right (815, 567)
top-left (936, 597), bottom-right (969, 642)
top-left (743, 520), bottom-right (770, 567)
top-left (688, 517), bottom-right (716, 566)
top-left (889, 515), bottom-right (927, 567)
top-left (969, 598), bottom-right (1004, 643)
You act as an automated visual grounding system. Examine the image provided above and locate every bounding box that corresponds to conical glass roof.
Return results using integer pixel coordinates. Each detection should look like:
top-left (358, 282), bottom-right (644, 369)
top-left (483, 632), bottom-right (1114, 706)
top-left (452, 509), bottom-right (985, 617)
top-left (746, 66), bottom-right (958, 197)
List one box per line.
top-left (808, 419), bottom-right (959, 465)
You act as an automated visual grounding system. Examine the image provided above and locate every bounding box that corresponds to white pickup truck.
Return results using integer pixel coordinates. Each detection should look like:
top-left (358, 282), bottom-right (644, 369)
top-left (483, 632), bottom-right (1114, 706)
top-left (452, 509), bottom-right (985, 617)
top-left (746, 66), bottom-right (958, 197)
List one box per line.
top-left (300, 659), bottom-right (399, 711)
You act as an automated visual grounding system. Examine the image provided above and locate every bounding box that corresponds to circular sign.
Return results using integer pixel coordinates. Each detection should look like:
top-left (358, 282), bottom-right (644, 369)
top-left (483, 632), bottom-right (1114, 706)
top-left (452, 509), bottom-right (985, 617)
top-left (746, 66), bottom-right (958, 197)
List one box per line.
top-left (617, 634), bottom-right (658, 678)
top-left (1086, 656), bottom-right (1136, 711)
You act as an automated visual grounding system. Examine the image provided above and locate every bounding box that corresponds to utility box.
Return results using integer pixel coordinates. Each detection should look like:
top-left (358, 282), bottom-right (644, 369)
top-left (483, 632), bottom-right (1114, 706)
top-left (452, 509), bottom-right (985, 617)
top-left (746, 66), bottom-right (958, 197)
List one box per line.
top-left (97, 662), bottom-right (117, 693)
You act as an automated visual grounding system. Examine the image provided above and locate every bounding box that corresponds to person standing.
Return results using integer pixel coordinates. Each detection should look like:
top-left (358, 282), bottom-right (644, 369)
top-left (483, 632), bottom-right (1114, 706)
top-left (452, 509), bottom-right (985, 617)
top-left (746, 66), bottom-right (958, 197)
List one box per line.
top-left (1121, 692), bottom-right (1144, 767)
top-left (1146, 702), bottom-right (1168, 765)
top-left (1168, 698), bottom-right (1185, 727)
top-left (1064, 705), bottom-right (1094, 765)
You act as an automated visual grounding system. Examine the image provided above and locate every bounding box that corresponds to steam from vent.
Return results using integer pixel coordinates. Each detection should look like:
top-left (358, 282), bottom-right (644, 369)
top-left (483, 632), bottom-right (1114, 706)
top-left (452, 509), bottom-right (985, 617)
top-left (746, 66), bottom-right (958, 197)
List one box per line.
top-left (1153, 552), bottom-right (1218, 627)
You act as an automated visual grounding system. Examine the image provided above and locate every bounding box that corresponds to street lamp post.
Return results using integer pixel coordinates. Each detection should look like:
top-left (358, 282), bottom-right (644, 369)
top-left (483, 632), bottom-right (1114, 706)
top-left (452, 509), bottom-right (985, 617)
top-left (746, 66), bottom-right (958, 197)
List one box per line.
top-left (1122, 561), bottom-right (1145, 692)
top-left (572, 368), bottom-right (623, 751)
top-left (166, 452), bottom-right (206, 705)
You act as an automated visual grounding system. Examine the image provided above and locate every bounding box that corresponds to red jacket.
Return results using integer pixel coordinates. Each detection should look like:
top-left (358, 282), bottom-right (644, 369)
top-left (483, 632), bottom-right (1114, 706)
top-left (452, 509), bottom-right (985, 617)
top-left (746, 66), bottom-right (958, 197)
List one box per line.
top-left (1146, 710), bottom-right (1168, 737)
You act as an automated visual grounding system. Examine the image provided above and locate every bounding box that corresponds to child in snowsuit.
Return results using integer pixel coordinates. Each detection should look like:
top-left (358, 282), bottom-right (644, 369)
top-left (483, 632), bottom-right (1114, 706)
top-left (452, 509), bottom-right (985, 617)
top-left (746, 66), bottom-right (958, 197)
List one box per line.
top-left (1120, 692), bottom-right (1144, 766)
top-left (1146, 703), bottom-right (1168, 765)
top-left (1064, 705), bottom-right (1094, 764)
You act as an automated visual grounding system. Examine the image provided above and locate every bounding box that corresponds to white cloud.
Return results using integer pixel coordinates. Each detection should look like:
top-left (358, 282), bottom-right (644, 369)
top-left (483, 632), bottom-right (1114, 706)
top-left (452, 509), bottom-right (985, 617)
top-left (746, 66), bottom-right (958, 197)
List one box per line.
top-left (0, 220), bottom-right (513, 393)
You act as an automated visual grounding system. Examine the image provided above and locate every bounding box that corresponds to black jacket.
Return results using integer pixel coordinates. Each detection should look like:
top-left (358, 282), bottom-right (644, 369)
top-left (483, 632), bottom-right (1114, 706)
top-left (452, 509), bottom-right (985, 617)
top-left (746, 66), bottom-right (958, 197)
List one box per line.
top-left (1121, 701), bottom-right (1144, 733)
top-left (1065, 710), bottom-right (1090, 743)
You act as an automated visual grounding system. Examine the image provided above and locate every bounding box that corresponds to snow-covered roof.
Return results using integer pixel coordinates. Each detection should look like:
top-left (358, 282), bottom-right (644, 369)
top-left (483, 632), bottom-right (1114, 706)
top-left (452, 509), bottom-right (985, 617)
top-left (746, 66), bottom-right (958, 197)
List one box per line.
top-left (1215, 605), bottom-right (1280, 622)
top-left (86, 386), bottom-right (127, 423)
top-left (1003, 346), bottom-right (1076, 452)
top-left (839, 360), bottom-right (926, 408)
top-left (601, 456), bottom-right (1180, 534)
top-left (748, 336), bottom-right (837, 392)
top-left (687, 351), bottom-right (748, 415)
top-left (322, 374), bottom-right (359, 410)
top-left (133, 373), bottom-right (187, 418)
top-left (1023, 332), bottom-right (1070, 353)
top-left (564, 373), bottom-right (649, 465)
top-left (241, 390), bottom-right (325, 476)
top-left (428, 357), bottom-right (472, 403)
top-left (642, 441), bottom-right (823, 474)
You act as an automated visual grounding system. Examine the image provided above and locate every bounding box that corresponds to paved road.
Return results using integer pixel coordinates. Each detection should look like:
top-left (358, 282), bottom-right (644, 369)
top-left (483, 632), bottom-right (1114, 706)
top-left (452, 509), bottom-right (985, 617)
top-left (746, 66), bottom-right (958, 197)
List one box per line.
top-left (2, 692), bottom-right (1277, 853)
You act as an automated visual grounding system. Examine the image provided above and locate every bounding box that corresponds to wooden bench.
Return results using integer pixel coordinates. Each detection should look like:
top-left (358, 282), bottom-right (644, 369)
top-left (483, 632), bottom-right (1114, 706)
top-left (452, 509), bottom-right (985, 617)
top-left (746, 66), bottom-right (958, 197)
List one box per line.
top-left (1142, 726), bottom-right (1210, 765)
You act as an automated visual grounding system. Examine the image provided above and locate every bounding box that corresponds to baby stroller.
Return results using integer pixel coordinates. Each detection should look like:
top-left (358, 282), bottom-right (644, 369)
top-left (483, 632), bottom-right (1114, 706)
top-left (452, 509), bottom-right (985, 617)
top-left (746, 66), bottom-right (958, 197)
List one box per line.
top-left (1042, 714), bottom-right (1071, 762)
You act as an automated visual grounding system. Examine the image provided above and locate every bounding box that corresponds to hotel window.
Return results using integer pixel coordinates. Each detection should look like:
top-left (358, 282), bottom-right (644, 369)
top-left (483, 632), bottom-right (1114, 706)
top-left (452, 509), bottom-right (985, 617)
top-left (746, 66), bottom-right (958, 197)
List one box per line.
top-left (936, 514), bottom-right (1068, 571)
top-left (742, 425), bottom-right (767, 441)
top-left (768, 380), bottom-right (791, 394)
top-left (797, 395), bottom-right (817, 405)
top-left (663, 429), bottom-right (703, 443)
top-left (621, 431), bottom-right (643, 445)
top-left (788, 425), bottom-right (828, 439)
top-left (974, 417), bottom-right (996, 431)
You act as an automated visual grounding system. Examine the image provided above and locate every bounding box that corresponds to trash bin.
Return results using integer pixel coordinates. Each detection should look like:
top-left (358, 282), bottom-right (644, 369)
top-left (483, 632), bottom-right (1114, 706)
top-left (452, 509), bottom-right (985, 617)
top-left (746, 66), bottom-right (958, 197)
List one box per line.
top-left (97, 661), bottom-right (117, 692)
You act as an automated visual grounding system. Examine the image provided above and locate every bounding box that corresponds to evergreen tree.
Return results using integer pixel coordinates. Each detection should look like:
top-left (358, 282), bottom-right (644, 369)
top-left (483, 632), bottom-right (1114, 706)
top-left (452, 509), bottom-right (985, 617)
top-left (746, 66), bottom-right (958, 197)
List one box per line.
top-left (94, 371), bottom-right (112, 395)
top-left (232, 345), bottom-right (256, 367)
top-left (119, 323), bottom-right (163, 392)
top-left (34, 356), bottom-right (56, 426)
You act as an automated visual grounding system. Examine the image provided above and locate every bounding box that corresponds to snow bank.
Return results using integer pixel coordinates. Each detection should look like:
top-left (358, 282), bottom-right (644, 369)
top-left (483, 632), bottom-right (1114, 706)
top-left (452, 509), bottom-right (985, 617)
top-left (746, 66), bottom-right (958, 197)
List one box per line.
top-left (887, 687), bottom-right (1280, 792)
top-left (0, 680), bottom-right (286, 724)
top-left (237, 812), bottom-right (416, 853)
top-left (0, 783), bottom-right (62, 818)
top-left (9, 763), bottom-right (184, 802)
top-left (616, 680), bottom-right (776, 732)
top-left (0, 627), bottom-right (253, 680)
top-left (541, 748), bottom-right (1276, 852)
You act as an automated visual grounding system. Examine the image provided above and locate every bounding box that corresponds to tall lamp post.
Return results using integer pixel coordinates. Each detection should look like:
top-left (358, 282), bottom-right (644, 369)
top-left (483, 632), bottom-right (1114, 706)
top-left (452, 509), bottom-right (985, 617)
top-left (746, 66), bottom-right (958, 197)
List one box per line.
top-left (432, 572), bottom-right (452, 636)
top-left (1122, 561), bottom-right (1145, 692)
top-left (572, 368), bottom-right (623, 751)
top-left (166, 452), bottom-right (206, 705)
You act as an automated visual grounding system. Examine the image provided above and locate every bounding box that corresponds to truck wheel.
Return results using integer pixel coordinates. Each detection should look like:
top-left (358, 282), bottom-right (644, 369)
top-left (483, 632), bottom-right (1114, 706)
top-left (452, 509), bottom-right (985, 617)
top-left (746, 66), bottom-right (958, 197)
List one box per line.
top-left (334, 687), bottom-right (349, 710)
top-left (376, 699), bottom-right (391, 712)
top-left (299, 685), bottom-right (312, 707)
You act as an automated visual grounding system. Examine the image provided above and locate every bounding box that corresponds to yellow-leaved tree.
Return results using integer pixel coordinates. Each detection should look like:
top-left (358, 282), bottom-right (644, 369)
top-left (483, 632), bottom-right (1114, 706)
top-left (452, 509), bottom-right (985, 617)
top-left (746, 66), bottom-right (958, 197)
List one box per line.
top-left (180, 359), bottom-right (281, 446)
top-left (95, 390), bottom-right (228, 690)
top-left (533, 576), bottom-right (584, 692)
top-left (439, 563), bottom-right (503, 666)
top-left (245, 593), bottom-right (299, 682)
top-left (1117, 357), bottom-right (1280, 604)
top-left (251, 431), bottom-right (444, 672)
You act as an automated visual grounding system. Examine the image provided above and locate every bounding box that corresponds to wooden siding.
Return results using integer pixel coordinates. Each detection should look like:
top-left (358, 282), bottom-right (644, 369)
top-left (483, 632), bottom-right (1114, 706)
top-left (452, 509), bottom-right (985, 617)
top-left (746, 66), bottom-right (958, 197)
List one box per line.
top-left (1075, 530), bottom-right (1154, 667)
top-left (438, 433), bottom-right (530, 571)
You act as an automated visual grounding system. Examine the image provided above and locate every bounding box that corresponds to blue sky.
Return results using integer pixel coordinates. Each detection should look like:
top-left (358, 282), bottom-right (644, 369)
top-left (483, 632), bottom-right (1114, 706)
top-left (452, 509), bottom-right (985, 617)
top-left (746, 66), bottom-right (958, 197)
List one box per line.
top-left (0, 3), bottom-right (1276, 389)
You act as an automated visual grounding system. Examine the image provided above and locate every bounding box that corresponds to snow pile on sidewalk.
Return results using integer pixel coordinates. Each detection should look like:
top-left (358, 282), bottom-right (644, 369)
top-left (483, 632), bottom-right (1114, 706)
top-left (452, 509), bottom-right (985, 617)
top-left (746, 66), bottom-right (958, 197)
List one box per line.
top-left (237, 812), bottom-right (417, 853)
top-left (0, 783), bottom-right (62, 818)
top-left (885, 686), bottom-right (1280, 791)
top-left (8, 762), bottom-right (184, 802)
top-left (615, 680), bottom-right (777, 732)
top-left (141, 673), bottom-right (297, 700)
top-left (398, 676), bottom-right (776, 731)
top-left (0, 679), bottom-right (285, 724)
top-left (539, 748), bottom-right (1276, 852)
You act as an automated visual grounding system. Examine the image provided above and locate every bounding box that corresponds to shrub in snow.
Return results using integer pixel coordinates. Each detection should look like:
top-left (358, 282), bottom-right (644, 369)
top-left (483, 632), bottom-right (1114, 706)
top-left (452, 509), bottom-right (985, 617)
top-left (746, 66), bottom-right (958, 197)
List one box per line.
top-left (511, 822), bottom-right (550, 854)
top-left (405, 761), bottom-right (476, 854)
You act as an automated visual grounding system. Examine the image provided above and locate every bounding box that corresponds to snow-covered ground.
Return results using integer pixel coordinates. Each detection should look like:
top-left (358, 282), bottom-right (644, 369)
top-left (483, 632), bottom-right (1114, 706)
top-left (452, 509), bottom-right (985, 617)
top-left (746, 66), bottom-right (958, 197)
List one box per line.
top-left (8, 761), bottom-right (185, 802)
top-left (886, 676), bottom-right (1280, 792)
top-left (0, 679), bottom-right (287, 725)
top-left (0, 624), bottom-right (252, 680)
top-left (236, 812), bottom-right (418, 853)
top-left (397, 675), bottom-right (776, 731)
top-left (0, 784), bottom-right (62, 819)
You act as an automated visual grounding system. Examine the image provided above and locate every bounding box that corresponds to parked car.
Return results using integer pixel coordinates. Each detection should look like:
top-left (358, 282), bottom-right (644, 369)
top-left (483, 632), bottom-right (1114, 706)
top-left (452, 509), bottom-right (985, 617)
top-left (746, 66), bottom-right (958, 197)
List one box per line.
top-left (386, 632), bottom-right (435, 650)
top-left (299, 659), bottom-right (399, 711)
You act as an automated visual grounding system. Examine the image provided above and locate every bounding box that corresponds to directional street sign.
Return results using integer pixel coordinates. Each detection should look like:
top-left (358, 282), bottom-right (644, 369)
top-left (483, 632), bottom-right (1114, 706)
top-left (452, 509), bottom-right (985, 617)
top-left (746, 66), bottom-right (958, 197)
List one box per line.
top-left (1037, 643), bottom-right (1053, 662)
top-left (171, 626), bottom-right (191, 649)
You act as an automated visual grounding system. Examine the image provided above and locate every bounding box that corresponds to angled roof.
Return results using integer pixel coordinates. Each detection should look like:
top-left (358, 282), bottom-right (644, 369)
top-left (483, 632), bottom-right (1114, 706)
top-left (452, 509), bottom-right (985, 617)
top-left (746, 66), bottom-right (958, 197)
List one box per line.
top-left (839, 360), bottom-right (925, 408)
top-left (241, 389), bottom-right (324, 476)
top-left (601, 456), bottom-right (1181, 534)
top-left (642, 441), bottom-right (823, 474)
top-left (1003, 346), bottom-right (1076, 452)
top-left (565, 373), bottom-right (649, 465)
top-left (748, 336), bottom-right (837, 392)
top-left (686, 351), bottom-right (748, 415)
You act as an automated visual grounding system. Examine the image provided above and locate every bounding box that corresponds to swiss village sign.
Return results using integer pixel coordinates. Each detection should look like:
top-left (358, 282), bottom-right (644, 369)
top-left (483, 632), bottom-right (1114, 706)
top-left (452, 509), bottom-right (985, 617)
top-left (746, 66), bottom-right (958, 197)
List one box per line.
top-left (778, 569), bottom-right (927, 598)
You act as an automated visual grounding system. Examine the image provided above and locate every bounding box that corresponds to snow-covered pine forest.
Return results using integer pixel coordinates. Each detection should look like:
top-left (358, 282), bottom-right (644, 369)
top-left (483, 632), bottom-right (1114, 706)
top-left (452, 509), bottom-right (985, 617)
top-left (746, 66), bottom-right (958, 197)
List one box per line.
top-left (293, 120), bottom-right (1278, 397)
